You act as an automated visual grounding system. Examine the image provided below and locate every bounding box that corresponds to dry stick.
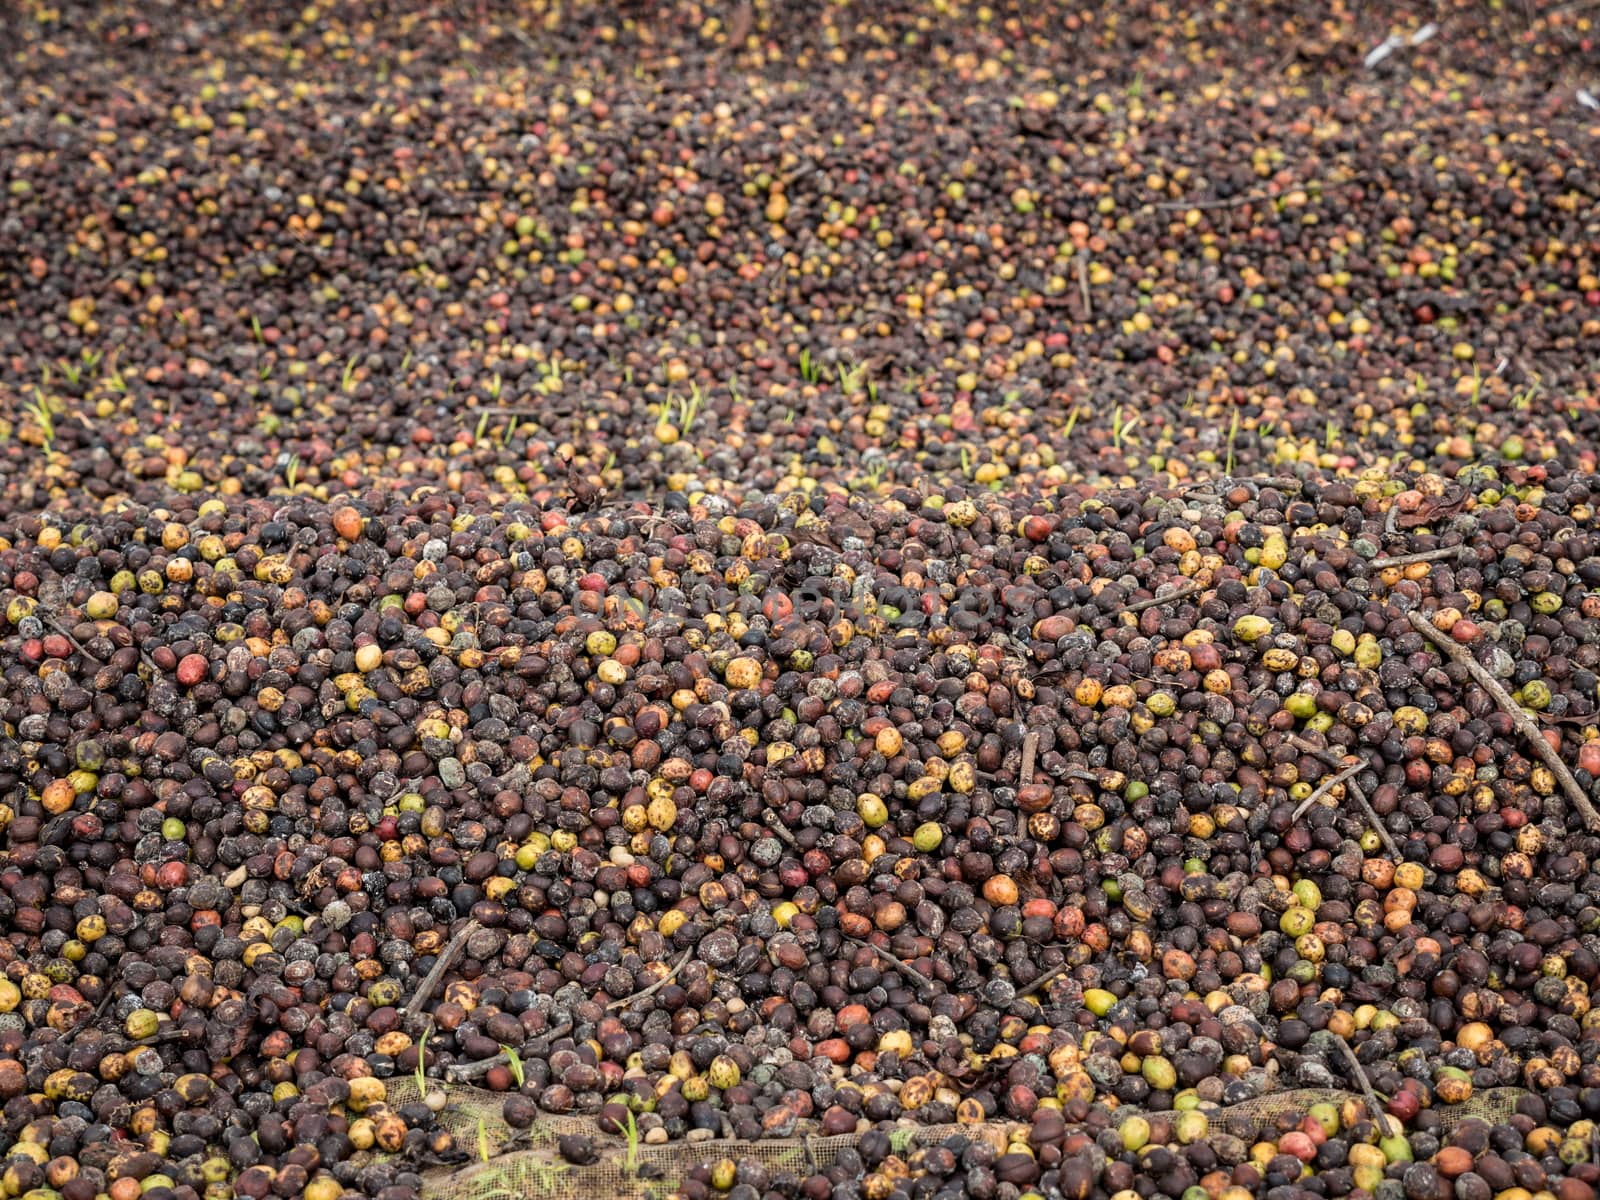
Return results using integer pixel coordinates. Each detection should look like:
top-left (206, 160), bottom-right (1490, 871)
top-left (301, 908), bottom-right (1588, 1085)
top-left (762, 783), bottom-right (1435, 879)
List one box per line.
top-left (1286, 729), bottom-right (1401, 857)
top-left (1016, 961), bottom-right (1069, 1001)
top-left (1151, 173), bottom-right (1366, 214)
top-left (501, 19), bottom-right (539, 51)
top-left (1151, 189), bottom-right (1281, 212)
top-left (445, 1051), bottom-right (512, 1083)
top-left (1284, 735), bottom-right (1399, 858)
top-left (402, 919), bottom-right (480, 1024)
top-left (1115, 581), bottom-right (1203, 616)
top-left (1368, 544), bottom-right (1469, 570)
top-left (37, 612), bottom-right (101, 663)
top-left (448, 1016), bottom-right (579, 1082)
top-left (1407, 610), bottom-right (1600, 832)
top-left (1292, 759), bottom-right (1367, 822)
top-left (63, 972), bottom-right (120, 1047)
top-left (606, 948), bottom-right (694, 1011)
top-left (761, 809), bottom-right (798, 848)
top-left (39, 605), bottom-right (159, 675)
top-left (1345, 779), bottom-right (1401, 860)
top-left (1333, 1035), bottom-right (1388, 1125)
top-left (1076, 251), bottom-right (1092, 318)
top-left (846, 936), bottom-right (937, 998)
top-left (1181, 476), bottom-right (1304, 499)
top-left (1020, 730), bottom-right (1039, 786)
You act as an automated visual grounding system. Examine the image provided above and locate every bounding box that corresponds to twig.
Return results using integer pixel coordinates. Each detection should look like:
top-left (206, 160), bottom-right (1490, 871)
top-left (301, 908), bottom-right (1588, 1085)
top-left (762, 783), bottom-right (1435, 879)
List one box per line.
top-left (1114, 581), bottom-right (1203, 616)
top-left (38, 604), bottom-right (158, 675)
top-left (1292, 759), bottom-right (1366, 822)
top-left (1284, 735), bottom-right (1399, 857)
top-left (1076, 251), bottom-right (1092, 318)
top-left (1152, 189), bottom-right (1281, 212)
top-left (1021, 730), bottom-right (1039, 786)
top-left (500, 20), bottom-right (539, 52)
top-left (1206, 475), bottom-right (1305, 496)
top-left (1406, 610), bottom-right (1600, 831)
top-left (1285, 734), bottom-right (1343, 765)
top-left (1333, 1035), bottom-right (1388, 1125)
top-left (1368, 544), bottom-right (1469, 570)
top-left (62, 971), bottom-right (119, 1047)
top-left (129, 1025), bottom-right (197, 1047)
top-left (605, 948), bottom-right (693, 1011)
top-left (402, 919), bottom-right (479, 1026)
top-left (36, 612), bottom-right (102, 664)
top-left (1016, 962), bottom-right (1069, 1001)
top-left (782, 159), bottom-right (817, 189)
top-left (846, 937), bottom-right (937, 998)
top-left (1152, 173), bottom-right (1366, 214)
top-left (1344, 777), bottom-right (1401, 860)
top-left (445, 1051), bottom-right (511, 1083)
top-left (761, 809), bottom-right (798, 847)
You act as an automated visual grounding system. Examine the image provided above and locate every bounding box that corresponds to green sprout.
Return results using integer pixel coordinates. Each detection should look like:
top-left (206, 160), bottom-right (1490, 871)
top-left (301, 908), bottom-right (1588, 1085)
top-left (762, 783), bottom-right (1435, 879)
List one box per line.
top-left (1468, 363), bottom-right (1482, 407)
top-left (889, 1128), bottom-right (917, 1154)
top-left (1224, 408), bottom-right (1241, 475)
top-left (284, 455), bottom-right (300, 490)
top-left (662, 383), bottom-right (704, 436)
top-left (342, 355), bottom-right (359, 394)
top-left (838, 360), bottom-right (866, 395)
top-left (486, 372), bottom-right (503, 401)
top-left (1127, 72), bottom-right (1144, 99)
top-left (258, 361), bottom-right (274, 382)
top-left (533, 1164), bottom-right (570, 1190)
top-left (414, 1028), bottom-right (430, 1095)
top-left (502, 1045), bottom-right (525, 1089)
top-left (105, 369), bottom-right (127, 393)
top-left (621, 1110), bottom-right (641, 1177)
top-left (478, 1117), bottom-right (492, 1163)
top-left (860, 460), bottom-right (887, 490)
top-left (476, 411), bottom-right (492, 443)
top-left (1324, 418), bottom-right (1338, 451)
top-left (798, 347), bottom-right (820, 384)
top-left (81, 348), bottom-right (103, 372)
top-left (251, 314), bottom-right (265, 345)
top-left (1512, 375), bottom-right (1540, 411)
top-left (400, 349), bottom-right (413, 373)
top-left (533, 359), bottom-right (563, 395)
top-left (867, 378), bottom-right (878, 403)
top-left (27, 389), bottom-right (56, 456)
top-left (959, 445), bottom-right (974, 478)
top-left (57, 359), bottom-right (82, 386)
top-left (1063, 407), bottom-right (1081, 440)
top-left (503, 416), bottom-right (520, 445)
top-left (1111, 405), bottom-right (1141, 452)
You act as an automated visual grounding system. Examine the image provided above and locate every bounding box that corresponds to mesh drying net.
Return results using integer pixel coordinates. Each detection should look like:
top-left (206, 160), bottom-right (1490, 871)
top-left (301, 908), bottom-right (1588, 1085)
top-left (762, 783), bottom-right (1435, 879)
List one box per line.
top-left (385, 1078), bottom-right (1530, 1200)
